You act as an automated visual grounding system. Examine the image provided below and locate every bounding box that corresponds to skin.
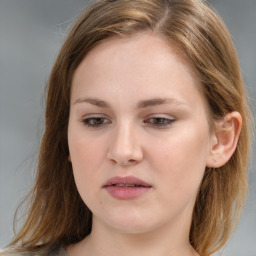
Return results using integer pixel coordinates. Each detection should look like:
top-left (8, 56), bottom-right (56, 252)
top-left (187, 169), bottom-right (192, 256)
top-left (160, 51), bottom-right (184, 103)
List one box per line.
top-left (67, 32), bottom-right (226, 256)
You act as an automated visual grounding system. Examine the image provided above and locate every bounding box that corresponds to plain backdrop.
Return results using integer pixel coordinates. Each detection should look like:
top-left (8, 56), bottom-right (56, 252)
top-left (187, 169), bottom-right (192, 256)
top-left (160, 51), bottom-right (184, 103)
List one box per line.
top-left (0, 1), bottom-right (255, 255)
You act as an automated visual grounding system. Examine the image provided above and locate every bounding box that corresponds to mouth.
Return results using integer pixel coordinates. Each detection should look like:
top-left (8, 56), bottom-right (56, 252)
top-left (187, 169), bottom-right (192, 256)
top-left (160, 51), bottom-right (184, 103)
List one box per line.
top-left (103, 176), bottom-right (152, 200)
top-left (111, 184), bottom-right (145, 187)
top-left (104, 176), bottom-right (151, 188)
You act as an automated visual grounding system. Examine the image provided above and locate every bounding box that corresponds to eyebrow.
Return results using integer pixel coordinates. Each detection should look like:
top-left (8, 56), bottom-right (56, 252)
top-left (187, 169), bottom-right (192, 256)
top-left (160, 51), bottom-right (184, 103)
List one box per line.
top-left (73, 97), bottom-right (186, 108)
top-left (74, 97), bottom-right (110, 108)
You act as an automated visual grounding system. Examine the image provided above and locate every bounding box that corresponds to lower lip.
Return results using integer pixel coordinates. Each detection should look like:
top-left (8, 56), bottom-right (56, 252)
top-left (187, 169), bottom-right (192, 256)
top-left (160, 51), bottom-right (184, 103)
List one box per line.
top-left (104, 186), bottom-right (151, 200)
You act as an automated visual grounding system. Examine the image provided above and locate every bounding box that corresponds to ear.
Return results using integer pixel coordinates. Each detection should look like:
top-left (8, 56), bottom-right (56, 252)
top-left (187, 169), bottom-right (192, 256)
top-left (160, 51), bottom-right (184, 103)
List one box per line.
top-left (68, 155), bottom-right (72, 162)
top-left (206, 111), bottom-right (242, 168)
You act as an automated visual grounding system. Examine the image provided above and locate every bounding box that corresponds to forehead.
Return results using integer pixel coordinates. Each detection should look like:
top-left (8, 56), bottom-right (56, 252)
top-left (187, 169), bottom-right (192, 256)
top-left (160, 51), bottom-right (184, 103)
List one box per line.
top-left (71, 32), bottom-right (206, 111)
top-left (73, 33), bottom-right (197, 83)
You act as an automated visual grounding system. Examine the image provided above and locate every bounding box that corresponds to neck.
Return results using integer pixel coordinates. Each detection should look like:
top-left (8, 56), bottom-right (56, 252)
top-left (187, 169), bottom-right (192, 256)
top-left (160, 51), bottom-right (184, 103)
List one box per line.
top-left (68, 216), bottom-right (199, 256)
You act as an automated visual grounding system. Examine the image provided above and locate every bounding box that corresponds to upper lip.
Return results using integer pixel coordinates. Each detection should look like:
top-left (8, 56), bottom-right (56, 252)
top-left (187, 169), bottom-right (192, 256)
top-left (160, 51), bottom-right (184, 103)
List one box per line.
top-left (104, 176), bottom-right (151, 187)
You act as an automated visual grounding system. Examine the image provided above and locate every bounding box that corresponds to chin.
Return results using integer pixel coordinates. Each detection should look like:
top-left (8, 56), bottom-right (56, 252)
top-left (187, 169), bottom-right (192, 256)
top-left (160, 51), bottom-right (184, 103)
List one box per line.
top-left (96, 209), bottom-right (160, 234)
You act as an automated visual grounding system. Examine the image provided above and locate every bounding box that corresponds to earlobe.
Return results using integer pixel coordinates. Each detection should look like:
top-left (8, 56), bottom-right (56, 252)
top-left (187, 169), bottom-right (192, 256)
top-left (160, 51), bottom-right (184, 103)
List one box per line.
top-left (206, 111), bottom-right (242, 168)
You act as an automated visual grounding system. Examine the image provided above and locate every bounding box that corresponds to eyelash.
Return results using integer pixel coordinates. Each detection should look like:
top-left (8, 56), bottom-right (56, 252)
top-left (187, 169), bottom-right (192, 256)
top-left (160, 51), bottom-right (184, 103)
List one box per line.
top-left (81, 116), bottom-right (175, 128)
top-left (82, 117), bottom-right (110, 127)
top-left (145, 117), bottom-right (175, 127)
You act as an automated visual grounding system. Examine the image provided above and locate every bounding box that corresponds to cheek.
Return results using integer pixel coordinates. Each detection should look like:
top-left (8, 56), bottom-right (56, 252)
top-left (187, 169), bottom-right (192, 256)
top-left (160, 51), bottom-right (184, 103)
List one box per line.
top-left (68, 126), bottom-right (107, 170)
top-left (68, 128), bottom-right (107, 197)
top-left (152, 131), bottom-right (209, 167)
top-left (148, 125), bottom-right (210, 194)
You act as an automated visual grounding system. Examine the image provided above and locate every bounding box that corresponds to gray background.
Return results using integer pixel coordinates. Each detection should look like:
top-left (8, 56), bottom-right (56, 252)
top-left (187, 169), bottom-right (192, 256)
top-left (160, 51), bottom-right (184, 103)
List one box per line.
top-left (0, 1), bottom-right (255, 255)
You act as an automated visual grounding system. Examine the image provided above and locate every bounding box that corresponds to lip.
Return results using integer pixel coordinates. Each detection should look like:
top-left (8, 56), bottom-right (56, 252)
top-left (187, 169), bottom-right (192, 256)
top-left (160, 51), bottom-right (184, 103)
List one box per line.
top-left (104, 176), bottom-right (151, 187)
top-left (103, 176), bottom-right (152, 200)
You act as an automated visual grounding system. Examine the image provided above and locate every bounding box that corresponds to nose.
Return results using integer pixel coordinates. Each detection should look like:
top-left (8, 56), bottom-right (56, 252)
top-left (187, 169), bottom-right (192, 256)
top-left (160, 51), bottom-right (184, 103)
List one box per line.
top-left (107, 122), bottom-right (143, 166)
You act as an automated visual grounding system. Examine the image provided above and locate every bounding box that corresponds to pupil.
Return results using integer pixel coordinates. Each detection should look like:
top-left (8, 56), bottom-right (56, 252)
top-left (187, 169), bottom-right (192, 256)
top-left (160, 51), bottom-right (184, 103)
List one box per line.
top-left (94, 118), bottom-right (102, 124)
top-left (155, 118), bottom-right (164, 124)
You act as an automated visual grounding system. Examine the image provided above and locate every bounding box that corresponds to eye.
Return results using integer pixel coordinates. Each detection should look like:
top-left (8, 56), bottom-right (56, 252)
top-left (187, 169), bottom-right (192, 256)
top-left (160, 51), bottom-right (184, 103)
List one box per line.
top-left (82, 117), bottom-right (111, 127)
top-left (144, 117), bottom-right (175, 128)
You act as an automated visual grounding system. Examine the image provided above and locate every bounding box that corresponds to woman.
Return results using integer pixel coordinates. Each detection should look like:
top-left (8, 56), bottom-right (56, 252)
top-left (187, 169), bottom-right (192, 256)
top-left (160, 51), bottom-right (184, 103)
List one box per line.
top-left (1, 0), bottom-right (252, 255)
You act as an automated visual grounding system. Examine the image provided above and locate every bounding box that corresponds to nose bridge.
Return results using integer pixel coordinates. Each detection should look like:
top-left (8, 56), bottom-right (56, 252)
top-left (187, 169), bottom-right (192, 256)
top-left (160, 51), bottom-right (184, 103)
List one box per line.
top-left (107, 119), bottom-right (143, 165)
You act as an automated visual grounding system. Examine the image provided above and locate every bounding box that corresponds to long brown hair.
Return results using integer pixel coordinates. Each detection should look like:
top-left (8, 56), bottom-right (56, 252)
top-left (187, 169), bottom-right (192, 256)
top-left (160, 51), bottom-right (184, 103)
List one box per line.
top-left (8, 0), bottom-right (252, 255)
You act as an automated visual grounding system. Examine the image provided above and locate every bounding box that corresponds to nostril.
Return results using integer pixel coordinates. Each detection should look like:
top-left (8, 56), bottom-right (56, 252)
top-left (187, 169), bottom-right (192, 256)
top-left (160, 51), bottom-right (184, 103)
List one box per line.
top-left (119, 159), bottom-right (137, 166)
top-left (107, 138), bottom-right (143, 165)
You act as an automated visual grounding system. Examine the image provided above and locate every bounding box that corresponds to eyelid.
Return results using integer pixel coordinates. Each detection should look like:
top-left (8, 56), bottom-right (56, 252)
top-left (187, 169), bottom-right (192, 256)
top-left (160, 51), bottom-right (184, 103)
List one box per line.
top-left (143, 114), bottom-right (176, 128)
top-left (81, 114), bottom-right (111, 128)
top-left (144, 113), bottom-right (176, 120)
top-left (81, 113), bottom-right (109, 118)
top-left (80, 113), bottom-right (176, 128)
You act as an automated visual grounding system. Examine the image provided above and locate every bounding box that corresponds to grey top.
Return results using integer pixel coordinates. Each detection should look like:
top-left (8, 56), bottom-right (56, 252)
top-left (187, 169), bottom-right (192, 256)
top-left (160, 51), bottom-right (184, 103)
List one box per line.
top-left (0, 246), bottom-right (69, 256)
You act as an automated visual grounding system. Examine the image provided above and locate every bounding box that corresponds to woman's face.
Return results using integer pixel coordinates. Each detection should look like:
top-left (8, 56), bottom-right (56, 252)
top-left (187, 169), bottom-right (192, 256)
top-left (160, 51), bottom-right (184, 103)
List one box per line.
top-left (68, 33), bottom-right (215, 234)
